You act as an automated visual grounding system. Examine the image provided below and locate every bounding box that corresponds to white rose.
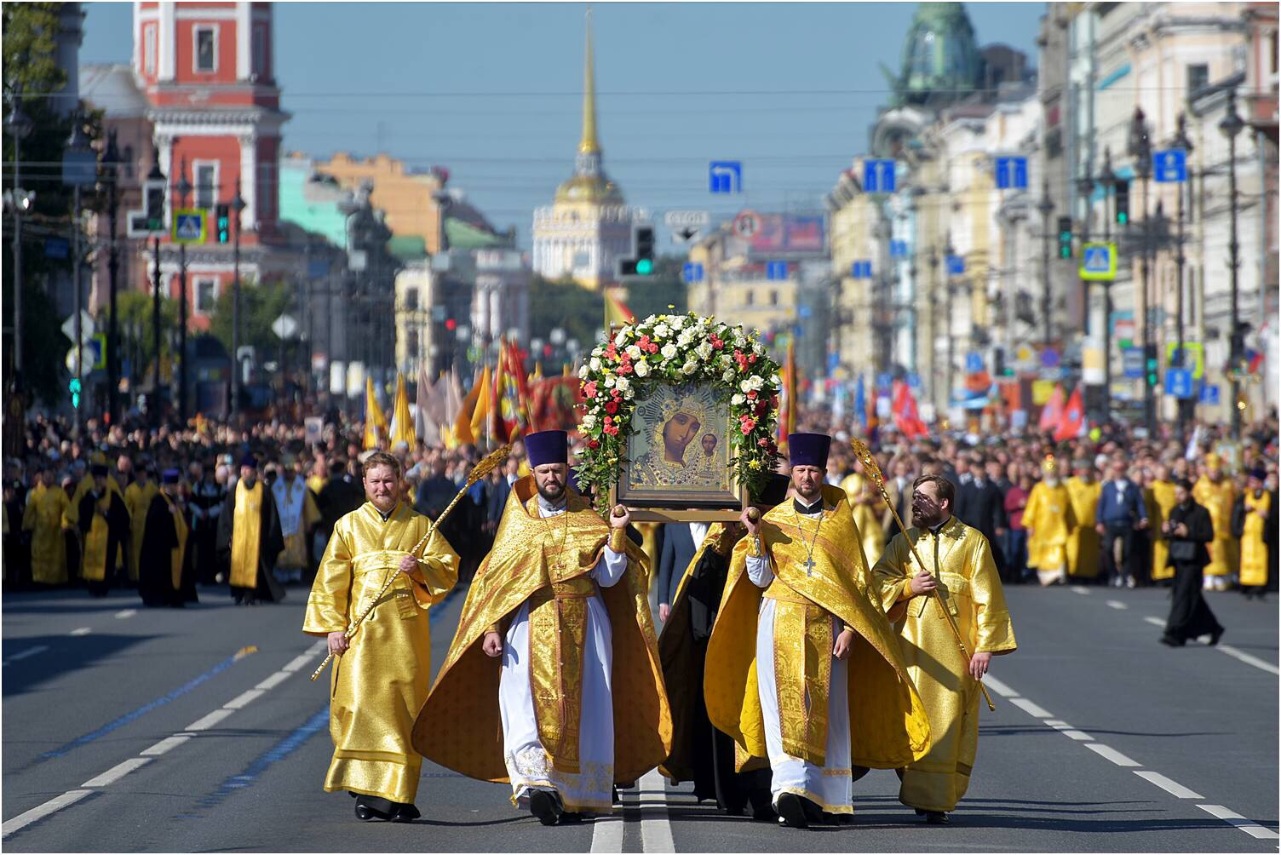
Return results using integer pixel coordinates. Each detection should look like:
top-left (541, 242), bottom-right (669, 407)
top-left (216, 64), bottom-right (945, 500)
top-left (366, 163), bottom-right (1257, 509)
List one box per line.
top-left (732, 393), bottom-right (746, 406)
top-left (733, 334), bottom-right (746, 349)
top-left (582, 414), bottom-right (597, 430)
top-left (723, 370), bottom-right (735, 383)
top-left (614, 331), bottom-right (627, 346)
top-left (590, 357), bottom-right (602, 372)
top-left (681, 361), bottom-right (697, 375)
top-left (615, 376), bottom-right (630, 393)
top-left (661, 343), bottom-right (678, 360)
top-left (747, 375), bottom-right (765, 391)
top-left (578, 365), bottom-right (589, 379)
top-left (696, 341), bottom-right (713, 360)
top-left (720, 354), bottom-right (734, 367)
top-left (626, 344), bottom-right (643, 360)
top-left (671, 316), bottom-right (685, 330)
top-left (634, 359), bottom-right (651, 377)
top-left (624, 386), bottom-right (635, 400)
top-left (605, 375), bottom-right (616, 388)
top-left (677, 331), bottom-right (695, 349)
top-left (653, 323), bottom-right (671, 339)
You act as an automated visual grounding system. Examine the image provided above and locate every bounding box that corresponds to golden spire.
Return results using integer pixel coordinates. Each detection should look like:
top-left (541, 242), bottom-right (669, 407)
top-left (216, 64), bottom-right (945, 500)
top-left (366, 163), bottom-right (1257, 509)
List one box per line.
top-left (578, 7), bottom-right (600, 155)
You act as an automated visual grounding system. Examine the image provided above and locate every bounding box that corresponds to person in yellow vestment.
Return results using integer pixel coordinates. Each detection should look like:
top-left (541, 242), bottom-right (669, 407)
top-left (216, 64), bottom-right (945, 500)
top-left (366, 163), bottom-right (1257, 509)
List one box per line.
top-left (1145, 463), bottom-right (1178, 586)
top-left (705, 434), bottom-right (931, 830)
top-left (1232, 467), bottom-right (1276, 600)
top-left (413, 430), bottom-right (670, 826)
top-left (22, 466), bottom-right (70, 585)
top-left (839, 461), bottom-right (886, 568)
top-left (216, 454), bottom-right (285, 604)
top-left (872, 473), bottom-right (1017, 825)
top-left (64, 452), bottom-right (123, 580)
top-left (1024, 457), bottom-right (1076, 586)
top-left (139, 469), bottom-right (196, 607)
top-left (304, 450), bottom-right (458, 823)
top-left (272, 457), bottom-right (321, 586)
top-left (76, 463), bottom-right (131, 597)
top-left (124, 464), bottom-right (158, 583)
top-left (1065, 459), bottom-right (1101, 581)
top-left (1194, 453), bottom-right (1238, 590)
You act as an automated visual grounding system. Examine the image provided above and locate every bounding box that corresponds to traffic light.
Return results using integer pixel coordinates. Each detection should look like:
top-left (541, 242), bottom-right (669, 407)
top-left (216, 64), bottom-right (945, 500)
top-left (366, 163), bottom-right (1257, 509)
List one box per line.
top-left (1144, 343), bottom-right (1159, 388)
top-left (1114, 180), bottom-right (1131, 225)
top-left (215, 204), bottom-right (230, 244)
top-left (1057, 216), bottom-right (1073, 259)
top-left (618, 225), bottom-right (657, 277)
top-left (145, 182), bottom-right (166, 232)
top-left (68, 377), bottom-right (81, 409)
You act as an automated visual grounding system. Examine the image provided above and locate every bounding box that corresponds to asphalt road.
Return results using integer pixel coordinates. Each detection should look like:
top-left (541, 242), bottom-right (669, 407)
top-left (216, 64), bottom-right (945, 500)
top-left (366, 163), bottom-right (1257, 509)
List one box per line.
top-left (3, 580), bottom-right (1276, 852)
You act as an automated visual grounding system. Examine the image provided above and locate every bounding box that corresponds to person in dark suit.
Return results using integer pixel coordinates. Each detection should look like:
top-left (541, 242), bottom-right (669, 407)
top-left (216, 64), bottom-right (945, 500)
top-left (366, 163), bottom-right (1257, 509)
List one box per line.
top-left (1160, 478), bottom-right (1223, 647)
top-left (656, 522), bottom-right (702, 624)
top-left (954, 455), bottom-right (1008, 580)
top-left (1096, 458), bottom-right (1149, 588)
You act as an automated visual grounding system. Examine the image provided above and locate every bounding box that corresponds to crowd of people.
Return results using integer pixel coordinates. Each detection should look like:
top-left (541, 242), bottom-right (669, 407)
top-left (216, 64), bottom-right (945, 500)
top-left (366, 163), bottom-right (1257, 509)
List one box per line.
top-left (3, 405), bottom-right (1276, 827)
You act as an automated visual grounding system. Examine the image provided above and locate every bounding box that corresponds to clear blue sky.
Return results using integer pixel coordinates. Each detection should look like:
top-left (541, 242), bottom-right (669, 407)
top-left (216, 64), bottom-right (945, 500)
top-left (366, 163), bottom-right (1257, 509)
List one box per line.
top-left (80, 1), bottom-right (1048, 249)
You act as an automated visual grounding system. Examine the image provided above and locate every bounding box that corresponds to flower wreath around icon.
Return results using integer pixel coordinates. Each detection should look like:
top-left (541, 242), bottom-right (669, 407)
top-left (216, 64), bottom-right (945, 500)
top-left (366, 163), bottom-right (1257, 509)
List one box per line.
top-left (575, 312), bottom-right (782, 512)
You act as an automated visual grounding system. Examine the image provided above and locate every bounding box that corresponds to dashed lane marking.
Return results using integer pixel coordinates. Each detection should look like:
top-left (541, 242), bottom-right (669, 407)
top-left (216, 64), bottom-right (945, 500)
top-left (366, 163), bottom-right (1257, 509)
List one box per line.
top-left (1008, 698), bottom-right (1052, 718)
top-left (1135, 771), bottom-right (1203, 799)
top-left (1216, 645), bottom-right (1280, 676)
top-left (69, 627), bottom-right (91, 636)
top-left (1106, 600), bottom-right (1127, 610)
top-left (1198, 805), bottom-right (1280, 840)
top-left (114, 609), bottom-right (136, 619)
top-left (1070, 586), bottom-right (1091, 595)
top-left (82, 758), bottom-right (152, 788)
top-left (981, 675), bottom-right (1018, 698)
top-left (0, 790), bottom-right (93, 838)
top-left (638, 768), bottom-right (675, 853)
top-left (140, 735), bottom-right (192, 757)
top-left (2, 645), bottom-right (49, 666)
top-left (1085, 743), bottom-right (1141, 768)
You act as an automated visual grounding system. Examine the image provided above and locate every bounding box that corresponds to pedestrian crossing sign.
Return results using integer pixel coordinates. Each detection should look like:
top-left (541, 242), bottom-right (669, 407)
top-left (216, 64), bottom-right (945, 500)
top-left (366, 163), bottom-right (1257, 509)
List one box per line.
top-left (172, 209), bottom-right (206, 244)
top-left (1079, 241), bottom-right (1117, 281)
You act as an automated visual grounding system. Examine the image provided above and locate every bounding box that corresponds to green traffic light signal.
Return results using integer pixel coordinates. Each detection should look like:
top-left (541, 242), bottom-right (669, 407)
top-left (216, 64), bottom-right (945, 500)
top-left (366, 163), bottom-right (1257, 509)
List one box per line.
top-left (69, 377), bottom-right (82, 408)
top-left (635, 258), bottom-right (654, 275)
top-left (1117, 211), bottom-right (1129, 225)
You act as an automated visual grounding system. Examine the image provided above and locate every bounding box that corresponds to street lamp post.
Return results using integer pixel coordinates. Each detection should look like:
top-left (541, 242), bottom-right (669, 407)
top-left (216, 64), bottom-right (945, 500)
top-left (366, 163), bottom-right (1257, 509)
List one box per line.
top-left (1171, 114), bottom-right (1194, 443)
top-left (1219, 89), bottom-right (1245, 441)
top-left (1099, 148), bottom-right (1115, 422)
top-left (102, 132), bottom-right (122, 425)
top-left (1130, 107), bottom-right (1156, 436)
top-left (1037, 181), bottom-right (1054, 349)
top-left (927, 246), bottom-right (940, 411)
top-left (229, 180), bottom-right (246, 422)
top-left (62, 115), bottom-right (97, 438)
top-left (173, 157), bottom-right (192, 425)
top-left (5, 89), bottom-right (34, 385)
top-left (147, 152), bottom-right (166, 432)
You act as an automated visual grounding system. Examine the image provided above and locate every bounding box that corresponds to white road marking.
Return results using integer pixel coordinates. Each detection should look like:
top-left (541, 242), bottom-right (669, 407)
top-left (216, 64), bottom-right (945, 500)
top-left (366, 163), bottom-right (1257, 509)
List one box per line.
top-left (638, 769), bottom-right (675, 853)
top-left (114, 609), bottom-right (137, 619)
top-left (223, 689), bottom-right (264, 710)
top-left (1105, 600), bottom-right (1127, 610)
top-left (1134, 771), bottom-right (1203, 799)
top-left (1085, 744), bottom-right (1141, 767)
top-left (1144, 616), bottom-right (1166, 627)
top-left (69, 627), bottom-right (91, 636)
top-left (185, 708), bottom-right (234, 732)
top-left (1070, 585), bottom-right (1090, 595)
top-left (282, 653), bottom-right (313, 673)
top-left (1062, 730), bottom-right (1094, 741)
top-left (1, 790), bottom-right (93, 837)
top-left (590, 811), bottom-right (624, 852)
top-left (140, 735), bottom-right (191, 757)
top-left (1008, 698), bottom-right (1052, 718)
top-left (1215, 645), bottom-right (1280, 676)
top-left (3, 645), bottom-right (49, 665)
top-left (1198, 804), bottom-right (1280, 840)
top-left (982, 675), bottom-right (1019, 698)
top-left (255, 671), bottom-right (290, 691)
top-left (82, 757), bottom-right (152, 788)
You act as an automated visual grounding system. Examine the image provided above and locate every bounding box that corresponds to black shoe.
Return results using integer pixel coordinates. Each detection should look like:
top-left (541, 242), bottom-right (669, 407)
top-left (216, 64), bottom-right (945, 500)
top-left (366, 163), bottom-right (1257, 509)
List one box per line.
top-left (775, 793), bottom-right (810, 829)
top-left (391, 803), bottom-right (420, 823)
top-left (821, 811), bottom-right (855, 826)
top-left (1159, 635), bottom-right (1185, 647)
top-left (354, 795), bottom-right (393, 821)
top-left (529, 789), bottom-right (562, 826)
top-left (751, 803), bottom-right (777, 822)
top-left (924, 810), bottom-right (949, 825)
top-left (1208, 628), bottom-right (1224, 646)
top-left (559, 811), bottom-right (584, 824)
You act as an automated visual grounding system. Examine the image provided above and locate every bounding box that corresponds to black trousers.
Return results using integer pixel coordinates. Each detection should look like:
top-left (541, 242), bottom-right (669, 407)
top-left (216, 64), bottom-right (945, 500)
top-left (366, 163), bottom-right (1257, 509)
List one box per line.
top-left (1164, 562), bottom-right (1223, 642)
top-left (1101, 524), bottom-right (1137, 585)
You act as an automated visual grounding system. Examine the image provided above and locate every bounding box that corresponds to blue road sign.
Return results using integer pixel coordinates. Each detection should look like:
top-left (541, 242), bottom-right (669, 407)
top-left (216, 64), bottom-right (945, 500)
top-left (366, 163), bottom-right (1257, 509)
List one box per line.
top-left (889, 239), bottom-right (908, 258)
top-left (44, 237), bottom-right (69, 259)
top-left (1122, 347), bottom-right (1145, 379)
top-left (946, 255), bottom-right (965, 276)
top-left (682, 261), bottom-right (704, 284)
top-left (1082, 243), bottom-right (1114, 275)
top-left (708, 161), bottom-right (742, 194)
top-left (1166, 368), bottom-right (1193, 399)
top-left (1154, 149), bottom-right (1188, 184)
top-left (994, 156), bottom-right (1029, 190)
top-left (1200, 384), bottom-right (1220, 405)
top-left (827, 351), bottom-right (840, 372)
top-left (307, 259), bottom-right (330, 279)
top-left (798, 305), bottom-right (813, 319)
top-left (863, 159), bottom-right (896, 193)
top-left (965, 351), bottom-right (984, 373)
top-left (849, 260), bottom-right (873, 279)
top-left (876, 372), bottom-right (894, 390)
top-left (906, 372), bottom-right (922, 389)
top-left (766, 260), bottom-right (788, 280)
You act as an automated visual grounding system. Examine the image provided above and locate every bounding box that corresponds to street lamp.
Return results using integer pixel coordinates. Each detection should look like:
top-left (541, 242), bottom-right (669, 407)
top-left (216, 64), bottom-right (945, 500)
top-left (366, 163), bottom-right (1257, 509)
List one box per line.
top-left (146, 150), bottom-right (166, 431)
top-left (1170, 114), bottom-right (1194, 443)
top-left (173, 157), bottom-right (192, 425)
top-left (1037, 181), bottom-right (1054, 349)
top-left (1219, 88), bottom-right (1245, 440)
top-left (101, 131), bottom-right (122, 425)
top-left (62, 115), bottom-right (97, 438)
top-left (1097, 147), bottom-right (1116, 423)
top-left (229, 179), bottom-right (246, 422)
top-left (1129, 106), bottom-right (1155, 436)
top-left (5, 89), bottom-right (34, 385)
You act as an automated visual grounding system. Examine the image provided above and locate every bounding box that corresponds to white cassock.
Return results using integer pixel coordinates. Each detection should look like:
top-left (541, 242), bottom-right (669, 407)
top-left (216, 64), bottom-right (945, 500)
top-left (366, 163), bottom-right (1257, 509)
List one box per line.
top-left (499, 495), bottom-right (628, 813)
top-left (746, 504), bottom-right (853, 813)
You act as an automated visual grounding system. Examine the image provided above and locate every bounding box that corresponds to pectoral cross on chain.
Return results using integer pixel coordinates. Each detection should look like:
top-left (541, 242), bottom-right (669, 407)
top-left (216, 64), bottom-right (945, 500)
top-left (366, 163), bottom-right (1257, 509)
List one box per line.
top-left (803, 556), bottom-right (816, 576)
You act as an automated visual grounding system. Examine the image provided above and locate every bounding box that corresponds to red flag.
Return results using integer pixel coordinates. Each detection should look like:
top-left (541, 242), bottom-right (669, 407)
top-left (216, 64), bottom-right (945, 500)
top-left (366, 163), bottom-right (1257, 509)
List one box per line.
top-left (777, 341), bottom-right (797, 449)
top-left (498, 339), bottom-right (533, 440)
top-left (489, 344), bottom-right (509, 444)
top-left (1038, 385), bottom-right (1065, 433)
top-left (892, 380), bottom-right (929, 440)
top-left (1054, 386), bottom-right (1086, 441)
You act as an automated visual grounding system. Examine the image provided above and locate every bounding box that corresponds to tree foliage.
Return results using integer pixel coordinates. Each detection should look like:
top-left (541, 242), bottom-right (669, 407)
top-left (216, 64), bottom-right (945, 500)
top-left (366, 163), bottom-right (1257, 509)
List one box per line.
top-left (205, 279), bottom-right (295, 363)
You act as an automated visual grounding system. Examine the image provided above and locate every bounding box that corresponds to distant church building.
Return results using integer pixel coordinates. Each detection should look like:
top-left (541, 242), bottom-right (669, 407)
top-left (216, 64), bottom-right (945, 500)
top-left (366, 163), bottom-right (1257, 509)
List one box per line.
top-left (531, 14), bottom-right (643, 291)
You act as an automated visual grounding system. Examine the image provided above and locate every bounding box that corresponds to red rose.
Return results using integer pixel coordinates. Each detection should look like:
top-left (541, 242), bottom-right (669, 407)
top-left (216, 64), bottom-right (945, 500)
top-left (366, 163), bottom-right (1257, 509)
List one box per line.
top-left (758, 437), bottom-right (771, 447)
top-left (747, 390), bottom-right (757, 400)
top-left (605, 400), bottom-right (619, 415)
top-left (588, 439), bottom-right (601, 449)
top-left (583, 381), bottom-right (598, 398)
top-left (740, 418), bottom-right (756, 434)
top-left (603, 423), bottom-right (619, 436)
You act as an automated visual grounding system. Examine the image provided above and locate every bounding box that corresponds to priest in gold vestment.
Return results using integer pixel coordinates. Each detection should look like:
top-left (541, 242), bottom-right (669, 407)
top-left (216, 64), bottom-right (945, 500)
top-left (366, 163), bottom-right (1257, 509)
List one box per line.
top-left (304, 451), bottom-right (458, 822)
top-left (124, 465), bottom-right (158, 583)
top-left (413, 431), bottom-right (670, 826)
top-left (1232, 468), bottom-right (1275, 599)
top-left (872, 473), bottom-right (1016, 824)
top-left (1065, 460), bottom-right (1101, 581)
top-left (1194, 454), bottom-right (1238, 590)
top-left (705, 434), bottom-right (931, 829)
top-left (1024, 458), bottom-right (1076, 586)
top-left (23, 467), bottom-right (70, 585)
top-left (76, 464), bottom-right (131, 597)
top-left (216, 455), bottom-right (285, 604)
top-left (1145, 464), bottom-right (1178, 584)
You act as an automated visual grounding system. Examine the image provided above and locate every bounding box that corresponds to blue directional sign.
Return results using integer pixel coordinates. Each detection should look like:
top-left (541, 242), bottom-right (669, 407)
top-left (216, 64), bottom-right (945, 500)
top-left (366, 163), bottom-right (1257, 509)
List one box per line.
top-left (850, 260), bottom-right (873, 279)
top-left (965, 351), bottom-right (984, 373)
top-left (994, 156), bottom-right (1029, 190)
top-left (1079, 241), bottom-right (1117, 281)
top-left (946, 255), bottom-right (965, 276)
top-left (1122, 347), bottom-right (1145, 379)
top-left (1200, 384), bottom-right (1220, 405)
top-left (889, 239), bottom-right (908, 258)
top-left (1154, 149), bottom-right (1188, 184)
top-left (708, 161), bottom-right (742, 194)
top-left (682, 261), bottom-right (705, 284)
top-left (862, 159), bottom-right (896, 193)
top-left (1165, 368), bottom-right (1193, 399)
top-left (766, 260), bottom-right (788, 281)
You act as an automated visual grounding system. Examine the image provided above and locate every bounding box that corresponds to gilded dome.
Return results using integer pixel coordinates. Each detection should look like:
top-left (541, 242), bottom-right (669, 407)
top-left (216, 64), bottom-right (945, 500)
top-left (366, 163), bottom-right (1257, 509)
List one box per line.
top-left (555, 173), bottom-right (625, 204)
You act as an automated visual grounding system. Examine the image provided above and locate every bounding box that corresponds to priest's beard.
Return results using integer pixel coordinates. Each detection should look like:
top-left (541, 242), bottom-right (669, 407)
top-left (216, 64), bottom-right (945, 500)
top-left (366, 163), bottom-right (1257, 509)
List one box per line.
top-left (537, 479), bottom-right (566, 504)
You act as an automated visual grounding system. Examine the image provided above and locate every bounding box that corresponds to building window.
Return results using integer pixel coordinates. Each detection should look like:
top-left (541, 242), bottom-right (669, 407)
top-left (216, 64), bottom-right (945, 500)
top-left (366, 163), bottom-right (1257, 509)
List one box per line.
top-left (407, 330), bottom-right (419, 356)
top-left (745, 290), bottom-right (755, 307)
top-left (195, 278), bottom-right (219, 315)
top-left (1271, 31), bottom-right (1278, 76)
top-left (194, 161), bottom-right (217, 210)
top-left (252, 24), bottom-right (268, 78)
top-left (769, 290), bottom-right (779, 306)
top-left (143, 24), bottom-right (156, 76)
top-left (405, 287), bottom-right (419, 311)
top-left (194, 26), bottom-right (217, 73)
top-left (1186, 63), bottom-right (1209, 94)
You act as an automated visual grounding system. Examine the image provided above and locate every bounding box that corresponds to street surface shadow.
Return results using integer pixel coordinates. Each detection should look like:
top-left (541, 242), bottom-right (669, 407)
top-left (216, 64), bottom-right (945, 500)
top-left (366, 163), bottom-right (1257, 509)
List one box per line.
top-left (2, 633), bottom-right (157, 697)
